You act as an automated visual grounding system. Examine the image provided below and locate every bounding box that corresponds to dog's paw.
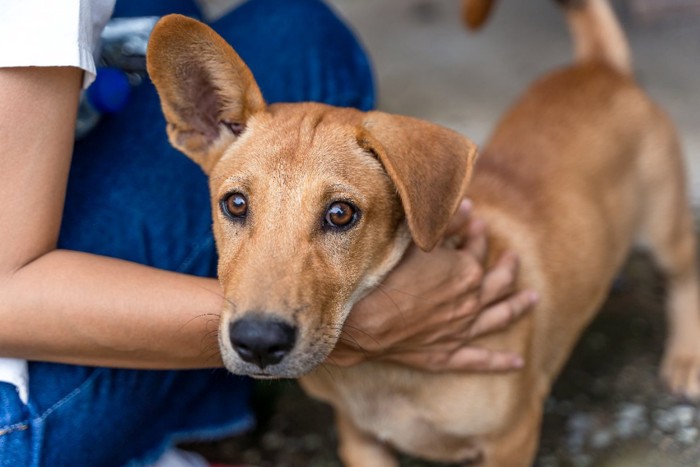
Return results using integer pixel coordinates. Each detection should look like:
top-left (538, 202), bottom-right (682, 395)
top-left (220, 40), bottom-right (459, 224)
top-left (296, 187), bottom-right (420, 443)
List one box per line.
top-left (661, 341), bottom-right (700, 401)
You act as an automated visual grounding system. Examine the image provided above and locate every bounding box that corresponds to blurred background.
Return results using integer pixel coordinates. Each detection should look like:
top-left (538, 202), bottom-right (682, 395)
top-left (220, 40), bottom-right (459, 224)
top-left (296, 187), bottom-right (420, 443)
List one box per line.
top-left (189, 1), bottom-right (700, 465)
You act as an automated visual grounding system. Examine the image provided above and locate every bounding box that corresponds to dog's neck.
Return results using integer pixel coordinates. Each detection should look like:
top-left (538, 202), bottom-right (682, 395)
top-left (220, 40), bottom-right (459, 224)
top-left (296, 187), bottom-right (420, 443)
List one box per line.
top-left (342, 221), bottom-right (413, 318)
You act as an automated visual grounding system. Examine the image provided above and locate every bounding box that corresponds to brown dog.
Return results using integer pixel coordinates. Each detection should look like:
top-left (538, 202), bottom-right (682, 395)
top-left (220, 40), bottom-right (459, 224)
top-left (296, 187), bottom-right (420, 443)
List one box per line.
top-left (147, 0), bottom-right (700, 464)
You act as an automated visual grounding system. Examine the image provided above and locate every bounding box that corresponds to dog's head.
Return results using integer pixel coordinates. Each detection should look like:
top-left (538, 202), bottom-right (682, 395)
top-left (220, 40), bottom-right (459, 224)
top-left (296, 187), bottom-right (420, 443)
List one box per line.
top-left (147, 15), bottom-right (477, 377)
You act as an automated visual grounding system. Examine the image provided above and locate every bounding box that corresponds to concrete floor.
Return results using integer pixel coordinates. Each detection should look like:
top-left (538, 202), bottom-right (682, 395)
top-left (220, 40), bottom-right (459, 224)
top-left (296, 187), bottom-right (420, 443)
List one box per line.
top-left (327, 0), bottom-right (700, 203)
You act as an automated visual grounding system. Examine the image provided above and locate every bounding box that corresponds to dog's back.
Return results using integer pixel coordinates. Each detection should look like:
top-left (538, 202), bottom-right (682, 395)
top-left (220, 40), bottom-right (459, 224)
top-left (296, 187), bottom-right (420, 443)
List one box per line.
top-left (470, 73), bottom-right (656, 381)
top-left (467, 0), bottom-right (680, 380)
top-left (305, 1), bottom-right (700, 465)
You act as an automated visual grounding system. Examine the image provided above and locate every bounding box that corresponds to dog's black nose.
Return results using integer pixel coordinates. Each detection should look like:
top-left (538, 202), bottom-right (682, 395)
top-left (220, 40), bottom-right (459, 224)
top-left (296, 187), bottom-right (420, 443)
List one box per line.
top-left (229, 317), bottom-right (297, 369)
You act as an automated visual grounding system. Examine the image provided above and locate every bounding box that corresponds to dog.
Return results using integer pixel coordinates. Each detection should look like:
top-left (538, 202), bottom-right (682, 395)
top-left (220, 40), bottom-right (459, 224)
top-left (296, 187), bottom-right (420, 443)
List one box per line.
top-left (146, 0), bottom-right (700, 464)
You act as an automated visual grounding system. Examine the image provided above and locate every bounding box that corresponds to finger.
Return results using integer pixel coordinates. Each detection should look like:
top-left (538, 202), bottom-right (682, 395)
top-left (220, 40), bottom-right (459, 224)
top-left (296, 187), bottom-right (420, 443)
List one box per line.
top-left (338, 323), bottom-right (386, 354)
top-left (466, 289), bottom-right (538, 339)
top-left (464, 216), bottom-right (488, 263)
top-left (325, 351), bottom-right (365, 367)
top-left (443, 199), bottom-right (473, 238)
top-left (383, 346), bottom-right (524, 372)
top-left (479, 250), bottom-right (520, 305)
top-left (448, 347), bottom-right (525, 372)
top-left (326, 341), bottom-right (371, 367)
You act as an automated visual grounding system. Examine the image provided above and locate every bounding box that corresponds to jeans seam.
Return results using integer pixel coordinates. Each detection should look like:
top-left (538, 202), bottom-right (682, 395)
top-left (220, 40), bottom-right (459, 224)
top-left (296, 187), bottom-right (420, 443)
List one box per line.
top-left (0, 422), bottom-right (29, 437)
top-left (0, 368), bottom-right (106, 437)
top-left (0, 369), bottom-right (107, 440)
top-left (33, 368), bottom-right (107, 424)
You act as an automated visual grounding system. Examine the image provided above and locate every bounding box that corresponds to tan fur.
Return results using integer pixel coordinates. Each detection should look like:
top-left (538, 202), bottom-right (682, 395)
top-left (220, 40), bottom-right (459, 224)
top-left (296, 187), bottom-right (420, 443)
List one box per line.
top-left (461, 0), bottom-right (496, 30)
top-left (147, 3), bottom-right (700, 465)
top-left (568, 0), bottom-right (632, 74)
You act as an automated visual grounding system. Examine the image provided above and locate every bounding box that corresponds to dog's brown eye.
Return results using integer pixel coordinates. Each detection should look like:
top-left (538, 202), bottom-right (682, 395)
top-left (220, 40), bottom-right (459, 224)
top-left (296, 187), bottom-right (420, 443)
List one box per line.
top-left (221, 192), bottom-right (247, 219)
top-left (325, 201), bottom-right (358, 230)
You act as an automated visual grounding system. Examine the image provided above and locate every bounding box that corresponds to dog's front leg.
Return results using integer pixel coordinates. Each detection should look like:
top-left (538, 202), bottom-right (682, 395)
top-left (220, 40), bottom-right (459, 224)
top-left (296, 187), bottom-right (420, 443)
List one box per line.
top-left (478, 401), bottom-right (543, 467)
top-left (335, 411), bottom-right (398, 467)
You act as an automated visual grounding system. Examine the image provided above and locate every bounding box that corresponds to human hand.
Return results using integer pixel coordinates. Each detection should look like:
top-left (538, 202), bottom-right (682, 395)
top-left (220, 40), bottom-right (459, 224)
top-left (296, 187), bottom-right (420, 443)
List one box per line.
top-left (327, 199), bottom-right (537, 371)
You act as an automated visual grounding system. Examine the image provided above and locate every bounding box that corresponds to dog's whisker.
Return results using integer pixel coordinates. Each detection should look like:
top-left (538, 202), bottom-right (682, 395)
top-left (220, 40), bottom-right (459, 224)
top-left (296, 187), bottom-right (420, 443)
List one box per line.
top-left (176, 312), bottom-right (222, 334)
top-left (376, 282), bottom-right (436, 303)
top-left (189, 282), bottom-right (240, 313)
top-left (372, 284), bottom-right (411, 329)
top-left (202, 349), bottom-right (222, 365)
top-left (199, 348), bottom-right (220, 362)
top-left (336, 334), bottom-right (367, 352)
top-left (335, 324), bottom-right (382, 348)
top-left (318, 362), bottom-right (337, 382)
top-left (223, 297), bottom-right (238, 312)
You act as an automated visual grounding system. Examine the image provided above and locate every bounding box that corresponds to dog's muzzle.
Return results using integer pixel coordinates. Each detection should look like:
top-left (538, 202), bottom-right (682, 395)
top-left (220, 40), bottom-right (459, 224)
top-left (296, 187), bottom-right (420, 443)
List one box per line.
top-left (228, 317), bottom-right (297, 369)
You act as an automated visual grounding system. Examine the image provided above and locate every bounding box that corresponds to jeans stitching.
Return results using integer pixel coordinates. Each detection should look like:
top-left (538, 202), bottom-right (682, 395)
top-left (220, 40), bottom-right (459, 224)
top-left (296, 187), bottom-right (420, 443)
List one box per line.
top-left (0, 422), bottom-right (29, 437)
top-left (0, 367), bottom-right (109, 436)
top-left (34, 368), bottom-right (107, 423)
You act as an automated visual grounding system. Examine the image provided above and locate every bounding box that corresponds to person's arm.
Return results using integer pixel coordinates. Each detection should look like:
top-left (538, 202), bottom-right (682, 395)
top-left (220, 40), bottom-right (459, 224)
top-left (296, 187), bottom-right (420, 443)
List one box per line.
top-left (0, 66), bottom-right (226, 368)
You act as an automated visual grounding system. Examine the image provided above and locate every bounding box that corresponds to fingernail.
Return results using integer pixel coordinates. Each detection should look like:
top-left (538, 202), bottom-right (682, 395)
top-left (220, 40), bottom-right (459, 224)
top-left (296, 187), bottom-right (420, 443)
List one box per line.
top-left (460, 199), bottom-right (473, 212)
top-left (529, 291), bottom-right (539, 304)
top-left (512, 356), bottom-right (524, 368)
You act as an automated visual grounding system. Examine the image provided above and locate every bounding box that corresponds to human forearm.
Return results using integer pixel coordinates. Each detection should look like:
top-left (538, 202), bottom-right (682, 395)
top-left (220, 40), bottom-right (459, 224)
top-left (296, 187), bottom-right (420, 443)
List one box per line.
top-left (0, 66), bottom-right (224, 369)
top-left (0, 67), bottom-right (79, 272)
top-left (0, 249), bottom-right (225, 369)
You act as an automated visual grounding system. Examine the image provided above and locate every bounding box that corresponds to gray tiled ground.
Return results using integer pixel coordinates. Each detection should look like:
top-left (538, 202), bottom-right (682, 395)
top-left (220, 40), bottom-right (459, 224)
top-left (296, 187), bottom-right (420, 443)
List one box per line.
top-left (328, 0), bottom-right (700, 203)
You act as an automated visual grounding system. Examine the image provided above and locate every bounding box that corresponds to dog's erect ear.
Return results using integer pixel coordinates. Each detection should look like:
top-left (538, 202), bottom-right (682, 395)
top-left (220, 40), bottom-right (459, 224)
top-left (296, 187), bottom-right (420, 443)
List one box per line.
top-left (360, 111), bottom-right (478, 251)
top-left (147, 14), bottom-right (266, 173)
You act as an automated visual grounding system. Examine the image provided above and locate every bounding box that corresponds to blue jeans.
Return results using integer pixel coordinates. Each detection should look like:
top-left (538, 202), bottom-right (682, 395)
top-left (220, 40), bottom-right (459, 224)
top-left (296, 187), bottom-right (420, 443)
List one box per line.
top-left (0, 1), bottom-right (374, 465)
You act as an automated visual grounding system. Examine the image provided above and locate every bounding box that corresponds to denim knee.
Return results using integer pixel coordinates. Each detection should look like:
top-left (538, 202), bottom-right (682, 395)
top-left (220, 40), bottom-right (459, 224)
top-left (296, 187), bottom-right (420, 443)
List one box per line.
top-left (0, 364), bottom-right (252, 467)
top-left (58, 77), bottom-right (219, 277)
top-left (113, 0), bottom-right (200, 18)
top-left (212, 0), bottom-right (376, 109)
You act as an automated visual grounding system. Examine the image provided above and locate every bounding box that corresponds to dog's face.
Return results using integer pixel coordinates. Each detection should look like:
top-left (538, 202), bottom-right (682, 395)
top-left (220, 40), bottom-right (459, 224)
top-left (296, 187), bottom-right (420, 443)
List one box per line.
top-left (207, 104), bottom-right (411, 376)
top-left (147, 15), bottom-right (477, 377)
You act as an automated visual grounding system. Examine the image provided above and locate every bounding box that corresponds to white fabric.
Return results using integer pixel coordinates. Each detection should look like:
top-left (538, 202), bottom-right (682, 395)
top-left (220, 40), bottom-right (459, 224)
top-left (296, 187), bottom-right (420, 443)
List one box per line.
top-left (0, 358), bottom-right (29, 404)
top-left (150, 448), bottom-right (210, 467)
top-left (0, 0), bottom-right (116, 88)
top-left (0, 0), bottom-right (116, 405)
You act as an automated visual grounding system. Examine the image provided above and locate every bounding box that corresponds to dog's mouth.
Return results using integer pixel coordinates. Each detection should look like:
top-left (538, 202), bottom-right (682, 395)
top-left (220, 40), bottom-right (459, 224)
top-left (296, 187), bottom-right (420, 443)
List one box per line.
top-left (250, 372), bottom-right (277, 379)
top-left (221, 352), bottom-right (335, 379)
top-left (219, 314), bottom-right (342, 379)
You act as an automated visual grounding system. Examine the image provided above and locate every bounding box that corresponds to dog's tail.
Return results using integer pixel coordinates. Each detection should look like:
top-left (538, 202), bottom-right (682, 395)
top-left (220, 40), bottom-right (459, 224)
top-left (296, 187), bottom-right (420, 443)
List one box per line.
top-left (460, 0), bottom-right (497, 30)
top-left (560, 0), bottom-right (632, 75)
top-left (461, 0), bottom-right (632, 75)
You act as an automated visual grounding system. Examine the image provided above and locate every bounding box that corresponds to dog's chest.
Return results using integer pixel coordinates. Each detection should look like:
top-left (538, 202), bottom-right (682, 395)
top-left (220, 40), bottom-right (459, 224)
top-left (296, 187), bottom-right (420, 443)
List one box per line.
top-left (303, 365), bottom-right (516, 460)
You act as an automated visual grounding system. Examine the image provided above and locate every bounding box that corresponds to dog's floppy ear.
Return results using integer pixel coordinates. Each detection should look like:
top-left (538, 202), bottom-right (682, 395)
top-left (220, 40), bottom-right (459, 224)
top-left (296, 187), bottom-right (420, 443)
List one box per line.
top-left (360, 111), bottom-right (478, 251)
top-left (147, 14), bottom-right (266, 173)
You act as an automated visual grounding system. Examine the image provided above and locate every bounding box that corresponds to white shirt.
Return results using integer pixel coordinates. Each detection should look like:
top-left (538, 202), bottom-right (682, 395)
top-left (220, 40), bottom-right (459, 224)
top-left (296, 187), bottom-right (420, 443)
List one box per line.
top-left (0, 0), bottom-right (116, 404)
top-left (0, 0), bottom-right (116, 88)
